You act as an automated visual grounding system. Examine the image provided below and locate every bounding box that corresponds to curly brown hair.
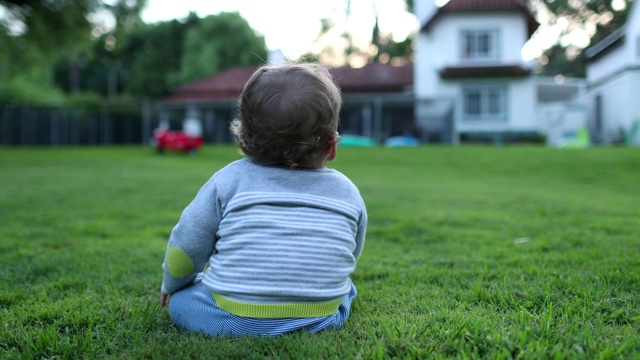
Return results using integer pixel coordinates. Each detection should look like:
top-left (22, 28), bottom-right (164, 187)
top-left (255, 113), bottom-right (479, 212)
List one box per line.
top-left (230, 63), bottom-right (342, 169)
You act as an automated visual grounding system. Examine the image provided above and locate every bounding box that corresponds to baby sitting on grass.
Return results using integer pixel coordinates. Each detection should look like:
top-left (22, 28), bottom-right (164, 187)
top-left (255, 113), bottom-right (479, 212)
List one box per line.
top-left (160, 62), bottom-right (367, 337)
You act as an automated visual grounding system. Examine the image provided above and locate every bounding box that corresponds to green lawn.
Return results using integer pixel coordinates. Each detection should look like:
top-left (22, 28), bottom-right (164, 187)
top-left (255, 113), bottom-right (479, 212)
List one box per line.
top-left (1, 146), bottom-right (639, 359)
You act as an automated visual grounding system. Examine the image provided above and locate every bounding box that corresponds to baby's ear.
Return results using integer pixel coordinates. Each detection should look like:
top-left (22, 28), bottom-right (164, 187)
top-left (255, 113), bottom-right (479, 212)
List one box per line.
top-left (325, 134), bottom-right (338, 161)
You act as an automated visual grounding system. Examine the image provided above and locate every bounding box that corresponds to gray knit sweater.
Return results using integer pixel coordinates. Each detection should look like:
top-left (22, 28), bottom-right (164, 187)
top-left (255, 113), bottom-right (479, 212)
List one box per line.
top-left (161, 158), bottom-right (367, 318)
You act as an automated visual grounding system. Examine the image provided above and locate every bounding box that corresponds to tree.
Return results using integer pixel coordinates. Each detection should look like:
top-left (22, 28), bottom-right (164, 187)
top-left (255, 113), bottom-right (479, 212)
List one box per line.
top-left (0, 0), bottom-right (98, 60)
top-left (0, 29), bottom-right (67, 104)
top-left (0, 0), bottom-right (147, 104)
top-left (539, 44), bottom-right (587, 77)
top-left (533, 0), bottom-right (633, 76)
top-left (77, 0), bottom-right (147, 97)
top-left (170, 12), bottom-right (267, 86)
top-left (0, 0), bottom-right (99, 103)
top-left (23, 7), bottom-right (265, 101)
top-left (53, 11), bottom-right (198, 101)
top-left (122, 15), bottom-right (200, 98)
top-left (309, 0), bottom-right (415, 67)
top-left (369, 3), bottom-right (413, 65)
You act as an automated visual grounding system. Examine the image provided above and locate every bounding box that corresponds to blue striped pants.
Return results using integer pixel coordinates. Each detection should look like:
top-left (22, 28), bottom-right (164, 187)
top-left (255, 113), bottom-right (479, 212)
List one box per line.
top-left (167, 278), bottom-right (357, 337)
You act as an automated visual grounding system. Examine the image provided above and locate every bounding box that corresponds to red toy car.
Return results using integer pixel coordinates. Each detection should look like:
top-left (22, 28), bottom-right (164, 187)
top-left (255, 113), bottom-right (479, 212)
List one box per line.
top-left (152, 119), bottom-right (203, 154)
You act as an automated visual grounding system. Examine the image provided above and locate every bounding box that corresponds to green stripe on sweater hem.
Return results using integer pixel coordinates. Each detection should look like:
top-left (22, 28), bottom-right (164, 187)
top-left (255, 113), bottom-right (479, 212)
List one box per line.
top-left (211, 292), bottom-right (342, 318)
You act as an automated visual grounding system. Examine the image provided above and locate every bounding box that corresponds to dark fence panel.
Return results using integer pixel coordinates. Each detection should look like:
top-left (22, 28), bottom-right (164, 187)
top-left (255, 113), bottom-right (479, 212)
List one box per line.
top-left (340, 95), bottom-right (454, 143)
top-left (1, 104), bottom-right (147, 146)
top-left (1, 96), bottom-right (455, 146)
top-left (154, 101), bottom-right (238, 145)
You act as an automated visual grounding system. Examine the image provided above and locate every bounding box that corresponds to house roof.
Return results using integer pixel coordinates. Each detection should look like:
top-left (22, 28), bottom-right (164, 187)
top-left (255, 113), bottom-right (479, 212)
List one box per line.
top-left (160, 62), bottom-right (413, 104)
top-left (440, 65), bottom-right (532, 78)
top-left (422, 0), bottom-right (539, 38)
top-left (584, 26), bottom-right (627, 62)
top-left (330, 62), bottom-right (413, 94)
top-left (585, 0), bottom-right (638, 63)
top-left (163, 67), bottom-right (257, 102)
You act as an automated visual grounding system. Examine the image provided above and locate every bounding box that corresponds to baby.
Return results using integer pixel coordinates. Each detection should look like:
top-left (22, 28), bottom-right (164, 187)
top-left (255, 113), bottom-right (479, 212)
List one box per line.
top-left (160, 63), bottom-right (367, 336)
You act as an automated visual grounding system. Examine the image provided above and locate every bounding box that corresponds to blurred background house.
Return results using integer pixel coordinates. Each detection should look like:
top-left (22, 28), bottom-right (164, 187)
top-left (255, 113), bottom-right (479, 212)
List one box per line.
top-left (413, 0), bottom-right (588, 146)
top-left (585, 0), bottom-right (640, 146)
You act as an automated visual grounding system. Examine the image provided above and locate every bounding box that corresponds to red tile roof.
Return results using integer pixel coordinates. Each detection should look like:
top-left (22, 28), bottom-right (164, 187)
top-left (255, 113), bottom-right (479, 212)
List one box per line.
top-left (160, 62), bottom-right (413, 103)
top-left (164, 67), bottom-right (257, 102)
top-left (422, 0), bottom-right (539, 38)
top-left (331, 62), bottom-right (413, 94)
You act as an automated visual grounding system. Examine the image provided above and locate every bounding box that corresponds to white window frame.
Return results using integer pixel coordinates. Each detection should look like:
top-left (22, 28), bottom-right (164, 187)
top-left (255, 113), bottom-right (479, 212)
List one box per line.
top-left (460, 29), bottom-right (499, 60)
top-left (462, 86), bottom-right (508, 122)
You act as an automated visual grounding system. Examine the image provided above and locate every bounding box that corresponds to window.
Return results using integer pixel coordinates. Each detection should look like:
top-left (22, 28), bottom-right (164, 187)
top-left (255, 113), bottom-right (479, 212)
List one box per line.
top-left (461, 29), bottom-right (499, 60)
top-left (463, 86), bottom-right (507, 121)
top-left (637, 36), bottom-right (640, 58)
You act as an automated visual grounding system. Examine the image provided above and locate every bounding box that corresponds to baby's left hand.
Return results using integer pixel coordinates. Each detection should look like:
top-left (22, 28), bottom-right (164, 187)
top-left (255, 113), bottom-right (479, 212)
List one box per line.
top-left (160, 293), bottom-right (169, 307)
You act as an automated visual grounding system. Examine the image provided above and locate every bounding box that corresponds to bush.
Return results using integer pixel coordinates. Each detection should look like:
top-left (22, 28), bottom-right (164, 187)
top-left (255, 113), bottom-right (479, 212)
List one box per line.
top-left (0, 78), bottom-right (66, 106)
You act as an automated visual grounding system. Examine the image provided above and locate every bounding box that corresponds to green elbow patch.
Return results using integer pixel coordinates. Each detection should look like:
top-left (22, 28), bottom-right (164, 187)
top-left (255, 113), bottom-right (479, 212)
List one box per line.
top-left (166, 246), bottom-right (194, 278)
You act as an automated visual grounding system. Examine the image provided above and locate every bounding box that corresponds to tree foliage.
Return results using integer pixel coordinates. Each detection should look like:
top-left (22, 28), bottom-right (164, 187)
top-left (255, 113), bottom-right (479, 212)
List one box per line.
top-left (311, 0), bottom-right (414, 67)
top-left (55, 13), bottom-right (200, 100)
top-left (539, 43), bottom-right (587, 77)
top-left (169, 12), bottom-right (266, 86)
top-left (122, 15), bottom-right (200, 98)
top-left (0, 0), bottom-right (98, 60)
top-left (0, 0), bottom-right (101, 104)
top-left (370, 12), bottom-right (413, 65)
top-left (534, 0), bottom-right (633, 76)
top-left (0, 2), bottom-right (266, 104)
top-left (0, 0), bottom-right (148, 104)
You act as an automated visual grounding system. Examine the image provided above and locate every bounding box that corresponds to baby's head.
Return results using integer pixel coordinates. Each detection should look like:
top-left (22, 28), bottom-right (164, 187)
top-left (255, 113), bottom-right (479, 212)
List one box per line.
top-left (230, 63), bottom-right (342, 169)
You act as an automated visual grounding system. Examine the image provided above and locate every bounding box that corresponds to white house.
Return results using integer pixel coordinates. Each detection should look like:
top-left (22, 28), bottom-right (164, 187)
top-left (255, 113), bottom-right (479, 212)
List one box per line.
top-left (585, 0), bottom-right (640, 146)
top-left (414, 0), bottom-right (588, 145)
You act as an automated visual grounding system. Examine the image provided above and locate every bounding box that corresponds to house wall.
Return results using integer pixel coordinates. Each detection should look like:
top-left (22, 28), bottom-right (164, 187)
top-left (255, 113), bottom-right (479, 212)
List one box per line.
top-left (628, 0), bottom-right (640, 57)
top-left (415, 13), bottom-right (532, 97)
top-left (588, 0), bottom-right (640, 83)
top-left (414, 32), bottom-right (439, 98)
top-left (586, 42), bottom-right (632, 84)
top-left (414, 0), bottom-right (437, 26)
top-left (447, 77), bottom-right (537, 134)
top-left (588, 70), bottom-right (640, 143)
top-left (586, 0), bottom-right (640, 145)
top-left (414, 10), bottom-right (538, 140)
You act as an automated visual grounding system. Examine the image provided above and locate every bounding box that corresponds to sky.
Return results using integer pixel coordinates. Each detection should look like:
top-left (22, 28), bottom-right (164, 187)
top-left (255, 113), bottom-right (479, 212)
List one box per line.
top-left (139, 0), bottom-right (618, 63)
top-left (140, 0), bottom-right (421, 61)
